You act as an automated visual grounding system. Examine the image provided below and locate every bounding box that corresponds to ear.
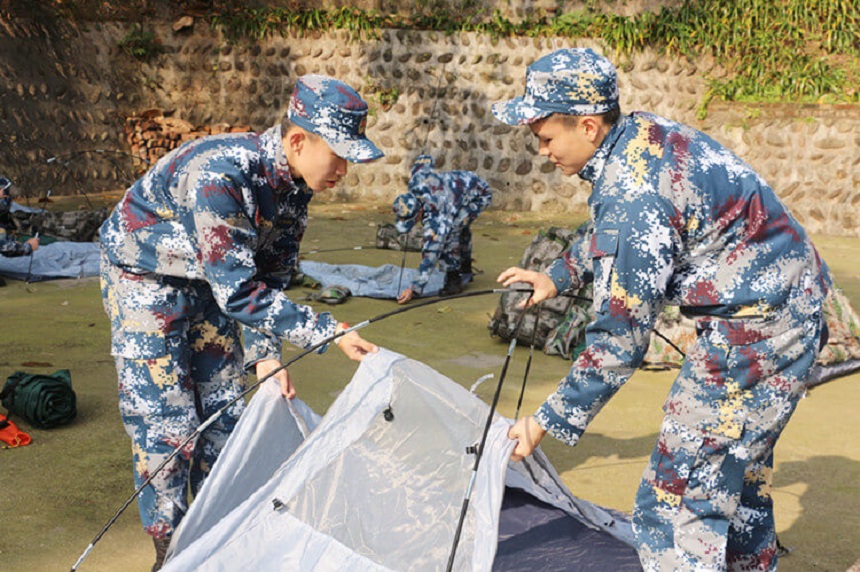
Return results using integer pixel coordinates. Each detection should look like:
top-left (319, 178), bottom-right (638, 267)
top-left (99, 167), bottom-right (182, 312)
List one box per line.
top-left (285, 128), bottom-right (306, 155)
top-left (580, 116), bottom-right (608, 145)
top-left (579, 116), bottom-right (600, 140)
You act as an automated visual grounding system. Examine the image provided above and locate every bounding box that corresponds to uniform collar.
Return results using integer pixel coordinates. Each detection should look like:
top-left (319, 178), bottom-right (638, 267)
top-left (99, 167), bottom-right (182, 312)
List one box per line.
top-left (259, 124), bottom-right (306, 196)
top-left (577, 114), bottom-right (630, 184)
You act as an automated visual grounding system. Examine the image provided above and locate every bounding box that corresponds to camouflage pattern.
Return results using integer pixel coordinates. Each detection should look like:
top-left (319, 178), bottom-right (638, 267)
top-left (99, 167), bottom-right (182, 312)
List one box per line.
top-left (394, 155), bottom-right (492, 295)
top-left (528, 110), bottom-right (830, 570)
top-left (101, 252), bottom-right (245, 537)
top-left (0, 178), bottom-right (31, 257)
top-left (0, 226), bottom-right (32, 257)
top-left (633, 313), bottom-right (823, 571)
top-left (392, 193), bottom-right (420, 228)
top-left (100, 123), bottom-right (343, 536)
top-left (492, 48), bottom-right (619, 125)
top-left (101, 124), bottom-right (338, 362)
top-left (288, 74), bottom-right (383, 163)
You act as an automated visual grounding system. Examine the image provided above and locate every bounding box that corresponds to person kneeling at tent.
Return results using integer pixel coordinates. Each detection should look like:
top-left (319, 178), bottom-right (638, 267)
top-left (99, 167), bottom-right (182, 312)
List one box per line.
top-left (99, 75), bottom-right (381, 570)
top-left (494, 48), bottom-right (831, 571)
top-left (393, 154), bottom-right (492, 304)
top-left (0, 177), bottom-right (40, 260)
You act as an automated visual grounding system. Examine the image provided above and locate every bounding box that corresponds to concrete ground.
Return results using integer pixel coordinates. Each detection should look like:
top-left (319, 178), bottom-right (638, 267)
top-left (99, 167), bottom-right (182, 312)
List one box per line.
top-left (1, 201), bottom-right (858, 571)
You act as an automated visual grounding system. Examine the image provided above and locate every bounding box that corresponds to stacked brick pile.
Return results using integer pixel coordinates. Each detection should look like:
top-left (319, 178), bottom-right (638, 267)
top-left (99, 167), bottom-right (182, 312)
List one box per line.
top-left (124, 109), bottom-right (251, 172)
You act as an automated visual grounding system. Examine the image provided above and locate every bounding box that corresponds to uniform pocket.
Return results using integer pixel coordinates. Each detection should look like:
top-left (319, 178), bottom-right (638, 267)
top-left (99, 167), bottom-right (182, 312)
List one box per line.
top-left (589, 229), bottom-right (618, 311)
top-left (112, 330), bottom-right (169, 360)
top-left (648, 417), bottom-right (738, 506)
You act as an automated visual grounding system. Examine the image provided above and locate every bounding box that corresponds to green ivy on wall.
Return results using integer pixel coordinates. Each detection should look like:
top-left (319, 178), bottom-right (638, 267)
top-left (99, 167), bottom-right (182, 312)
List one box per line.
top-left (209, 0), bottom-right (859, 114)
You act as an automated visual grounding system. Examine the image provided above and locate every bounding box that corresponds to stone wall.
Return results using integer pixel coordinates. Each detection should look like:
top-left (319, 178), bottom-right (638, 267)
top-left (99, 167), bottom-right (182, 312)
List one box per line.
top-left (0, 14), bottom-right (857, 236)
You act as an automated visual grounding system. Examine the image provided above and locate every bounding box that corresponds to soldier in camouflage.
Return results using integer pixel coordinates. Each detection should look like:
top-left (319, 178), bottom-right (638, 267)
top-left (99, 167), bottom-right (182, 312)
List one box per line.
top-left (0, 177), bottom-right (40, 260)
top-left (99, 75), bottom-right (382, 569)
top-left (494, 48), bottom-right (831, 571)
top-left (392, 155), bottom-right (492, 303)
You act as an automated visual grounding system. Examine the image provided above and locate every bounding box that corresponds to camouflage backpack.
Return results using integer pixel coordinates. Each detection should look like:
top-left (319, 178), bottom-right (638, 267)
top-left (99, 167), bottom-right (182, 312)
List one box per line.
top-left (375, 222), bottom-right (423, 252)
top-left (10, 207), bottom-right (109, 242)
top-left (487, 224), bottom-right (593, 360)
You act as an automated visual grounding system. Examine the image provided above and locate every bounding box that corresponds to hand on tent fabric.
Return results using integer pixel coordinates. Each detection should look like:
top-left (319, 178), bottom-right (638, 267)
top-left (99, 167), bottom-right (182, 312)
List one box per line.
top-left (397, 287), bottom-right (415, 305)
top-left (25, 237), bottom-right (40, 252)
top-left (335, 329), bottom-right (378, 361)
top-left (497, 267), bottom-right (558, 307)
top-left (255, 359), bottom-right (294, 399)
top-left (508, 415), bottom-right (547, 462)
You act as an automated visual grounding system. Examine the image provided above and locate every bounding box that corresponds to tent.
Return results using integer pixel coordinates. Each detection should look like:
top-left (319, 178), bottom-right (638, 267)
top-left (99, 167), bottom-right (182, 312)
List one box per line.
top-left (162, 349), bottom-right (641, 571)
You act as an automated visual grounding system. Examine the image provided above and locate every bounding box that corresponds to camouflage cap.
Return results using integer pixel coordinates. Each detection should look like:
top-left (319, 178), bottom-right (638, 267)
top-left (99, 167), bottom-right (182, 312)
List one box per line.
top-left (492, 48), bottom-right (619, 125)
top-left (392, 193), bottom-right (421, 233)
top-left (288, 74), bottom-right (384, 163)
top-left (410, 154), bottom-right (435, 179)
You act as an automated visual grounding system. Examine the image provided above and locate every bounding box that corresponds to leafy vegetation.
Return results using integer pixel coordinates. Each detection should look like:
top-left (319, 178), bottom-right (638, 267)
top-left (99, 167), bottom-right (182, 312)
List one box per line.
top-left (208, 0), bottom-right (859, 112)
top-left (118, 24), bottom-right (164, 61)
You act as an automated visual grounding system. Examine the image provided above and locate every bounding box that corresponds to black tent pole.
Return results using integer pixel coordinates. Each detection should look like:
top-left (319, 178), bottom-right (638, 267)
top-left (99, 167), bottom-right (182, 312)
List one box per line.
top-left (445, 296), bottom-right (531, 572)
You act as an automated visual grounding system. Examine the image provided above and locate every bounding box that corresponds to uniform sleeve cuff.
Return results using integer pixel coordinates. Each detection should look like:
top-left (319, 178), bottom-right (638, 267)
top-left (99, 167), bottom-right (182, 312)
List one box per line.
top-left (545, 259), bottom-right (573, 293)
top-left (534, 401), bottom-right (583, 448)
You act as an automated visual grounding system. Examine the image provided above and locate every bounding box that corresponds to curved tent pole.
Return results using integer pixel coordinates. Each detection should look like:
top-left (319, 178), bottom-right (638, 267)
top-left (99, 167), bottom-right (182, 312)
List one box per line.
top-left (70, 287), bottom-right (534, 572)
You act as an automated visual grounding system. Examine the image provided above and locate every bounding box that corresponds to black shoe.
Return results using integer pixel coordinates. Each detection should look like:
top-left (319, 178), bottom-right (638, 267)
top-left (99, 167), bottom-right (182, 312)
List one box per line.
top-left (440, 270), bottom-right (464, 296)
top-left (152, 537), bottom-right (171, 571)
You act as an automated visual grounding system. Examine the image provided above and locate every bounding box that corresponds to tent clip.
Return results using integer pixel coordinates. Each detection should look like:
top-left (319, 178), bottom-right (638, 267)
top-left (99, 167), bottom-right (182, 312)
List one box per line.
top-left (383, 407), bottom-right (394, 422)
top-left (272, 498), bottom-right (284, 511)
top-left (465, 443), bottom-right (479, 455)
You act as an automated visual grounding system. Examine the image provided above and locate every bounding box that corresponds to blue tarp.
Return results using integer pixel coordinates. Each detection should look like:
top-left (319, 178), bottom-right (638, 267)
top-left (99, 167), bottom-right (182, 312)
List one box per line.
top-left (299, 261), bottom-right (468, 299)
top-left (0, 241), bottom-right (100, 282)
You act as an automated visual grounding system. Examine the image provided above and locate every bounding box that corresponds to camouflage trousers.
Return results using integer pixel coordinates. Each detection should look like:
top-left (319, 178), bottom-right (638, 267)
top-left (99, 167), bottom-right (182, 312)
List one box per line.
top-left (100, 254), bottom-right (246, 538)
top-left (633, 308), bottom-right (825, 571)
top-left (439, 225), bottom-right (473, 273)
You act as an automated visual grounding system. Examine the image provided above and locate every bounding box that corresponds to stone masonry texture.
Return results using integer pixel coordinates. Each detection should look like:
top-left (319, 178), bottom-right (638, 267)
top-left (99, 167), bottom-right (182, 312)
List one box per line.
top-left (0, 13), bottom-right (857, 236)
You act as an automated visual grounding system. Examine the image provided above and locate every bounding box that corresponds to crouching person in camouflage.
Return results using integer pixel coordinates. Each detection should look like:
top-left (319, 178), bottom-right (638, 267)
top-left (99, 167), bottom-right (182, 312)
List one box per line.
top-left (99, 75), bottom-right (381, 570)
top-left (0, 177), bottom-right (40, 261)
top-left (392, 154), bottom-right (492, 304)
top-left (494, 49), bottom-right (831, 571)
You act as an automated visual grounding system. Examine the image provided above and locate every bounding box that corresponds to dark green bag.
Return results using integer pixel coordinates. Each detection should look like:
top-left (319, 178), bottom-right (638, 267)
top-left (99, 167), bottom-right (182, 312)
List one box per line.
top-left (1, 369), bottom-right (77, 429)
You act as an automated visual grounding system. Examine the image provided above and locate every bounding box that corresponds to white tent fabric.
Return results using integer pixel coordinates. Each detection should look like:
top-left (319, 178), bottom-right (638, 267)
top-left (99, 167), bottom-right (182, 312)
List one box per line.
top-left (163, 349), bottom-right (635, 571)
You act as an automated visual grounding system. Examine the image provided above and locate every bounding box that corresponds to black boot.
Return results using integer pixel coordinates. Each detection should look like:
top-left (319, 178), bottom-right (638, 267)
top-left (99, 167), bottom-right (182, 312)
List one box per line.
top-left (152, 537), bottom-right (171, 571)
top-left (440, 270), bottom-right (463, 296)
top-left (459, 257), bottom-right (473, 276)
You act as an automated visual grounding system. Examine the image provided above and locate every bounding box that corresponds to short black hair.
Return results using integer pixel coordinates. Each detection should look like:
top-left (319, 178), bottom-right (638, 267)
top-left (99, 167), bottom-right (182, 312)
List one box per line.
top-left (553, 106), bottom-right (621, 127)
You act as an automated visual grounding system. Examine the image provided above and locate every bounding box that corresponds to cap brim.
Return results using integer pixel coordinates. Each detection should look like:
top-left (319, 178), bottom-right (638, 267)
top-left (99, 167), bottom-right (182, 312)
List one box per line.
top-left (492, 96), bottom-right (554, 126)
top-left (327, 136), bottom-right (384, 164)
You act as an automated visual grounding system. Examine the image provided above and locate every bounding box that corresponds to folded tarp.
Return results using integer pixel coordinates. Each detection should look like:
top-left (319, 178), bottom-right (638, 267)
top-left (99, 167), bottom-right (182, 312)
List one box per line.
top-left (0, 241), bottom-right (100, 281)
top-left (299, 261), bottom-right (468, 299)
top-left (1, 369), bottom-right (77, 429)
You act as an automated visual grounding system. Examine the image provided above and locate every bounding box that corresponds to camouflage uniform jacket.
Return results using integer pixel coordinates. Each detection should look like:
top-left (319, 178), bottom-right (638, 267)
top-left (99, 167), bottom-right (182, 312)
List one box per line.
top-left (539, 112), bottom-right (831, 445)
top-left (0, 231), bottom-right (32, 257)
top-left (100, 125), bottom-right (335, 368)
top-left (408, 168), bottom-right (492, 294)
